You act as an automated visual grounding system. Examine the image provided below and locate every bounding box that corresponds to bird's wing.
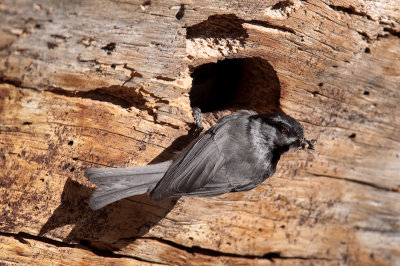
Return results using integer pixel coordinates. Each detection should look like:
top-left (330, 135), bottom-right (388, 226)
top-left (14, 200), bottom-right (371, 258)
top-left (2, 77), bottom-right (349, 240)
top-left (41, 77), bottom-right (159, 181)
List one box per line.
top-left (149, 113), bottom-right (236, 200)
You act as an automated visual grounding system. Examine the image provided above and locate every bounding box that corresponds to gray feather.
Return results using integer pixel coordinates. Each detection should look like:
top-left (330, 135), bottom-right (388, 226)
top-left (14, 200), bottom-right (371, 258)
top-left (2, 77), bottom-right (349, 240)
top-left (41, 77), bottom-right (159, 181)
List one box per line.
top-left (86, 109), bottom-right (311, 207)
top-left (150, 111), bottom-right (253, 200)
top-left (87, 160), bottom-right (172, 210)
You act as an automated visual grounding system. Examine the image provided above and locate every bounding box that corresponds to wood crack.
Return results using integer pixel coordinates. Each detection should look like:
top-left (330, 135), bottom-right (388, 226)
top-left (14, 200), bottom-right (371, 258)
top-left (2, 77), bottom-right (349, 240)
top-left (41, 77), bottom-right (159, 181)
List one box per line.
top-left (329, 4), bottom-right (374, 21)
top-left (187, 13), bottom-right (297, 39)
top-left (135, 237), bottom-right (336, 261)
top-left (353, 226), bottom-right (400, 234)
top-left (0, 231), bottom-right (162, 264)
top-left (311, 173), bottom-right (399, 193)
top-left (382, 27), bottom-right (400, 39)
top-left (47, 122), bottom-right (167, 149)
top-left (1, 232), bottom-right (336, 263)
top-left (45, 85), bottom-right (179, 129)
top-left (246, 19), bottom-right (296, 34)
top-left (0, 78), bottom-right (40, 92)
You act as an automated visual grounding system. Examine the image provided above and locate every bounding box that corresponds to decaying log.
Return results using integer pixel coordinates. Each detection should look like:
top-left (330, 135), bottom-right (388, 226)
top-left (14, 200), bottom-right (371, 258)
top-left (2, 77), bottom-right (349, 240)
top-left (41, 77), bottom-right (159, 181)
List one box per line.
top-left (1, 0), bottom-right (399, 265)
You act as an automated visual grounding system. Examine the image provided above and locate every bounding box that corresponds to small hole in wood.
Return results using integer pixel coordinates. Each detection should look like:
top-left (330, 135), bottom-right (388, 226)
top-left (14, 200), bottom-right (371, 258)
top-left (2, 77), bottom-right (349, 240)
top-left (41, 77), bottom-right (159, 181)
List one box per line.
top-left (349, 133), bottom-right (356, 139)
top-left (318, 82), bottom-right (323, 87)
top-left (47, 42), bottom-right (58, 49)
top-left (363, 91), bottom-right (370, 96)
top-left (364, 47), bottom-right (371, 53)
top-left (68, 140), bottom-right (74, 146)
top-left (175, 4), bottom-right (185, 20)
top-left (142, 0), bottom-right (150, 6)
top-left (101, 42), bottom-right (116, 55)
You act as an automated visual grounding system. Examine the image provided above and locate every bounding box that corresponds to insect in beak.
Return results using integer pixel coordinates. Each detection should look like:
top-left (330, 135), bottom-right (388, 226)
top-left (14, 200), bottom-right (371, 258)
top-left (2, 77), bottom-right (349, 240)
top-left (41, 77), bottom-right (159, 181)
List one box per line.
top-left (300, 138), bottom-right (315, 150)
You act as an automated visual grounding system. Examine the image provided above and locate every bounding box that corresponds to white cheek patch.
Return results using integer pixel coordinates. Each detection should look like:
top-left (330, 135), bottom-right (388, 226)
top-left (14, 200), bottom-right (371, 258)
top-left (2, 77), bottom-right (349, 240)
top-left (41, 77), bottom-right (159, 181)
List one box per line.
top-left (264, 126), bottom-right (277, 145)
top-left (249, 122), bottom-right (276, 166)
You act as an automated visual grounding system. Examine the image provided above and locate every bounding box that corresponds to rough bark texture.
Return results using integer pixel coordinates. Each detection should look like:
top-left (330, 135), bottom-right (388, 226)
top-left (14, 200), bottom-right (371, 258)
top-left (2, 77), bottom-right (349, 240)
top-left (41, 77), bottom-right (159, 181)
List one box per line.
top-left (1, 0), bottom-right (400, 265)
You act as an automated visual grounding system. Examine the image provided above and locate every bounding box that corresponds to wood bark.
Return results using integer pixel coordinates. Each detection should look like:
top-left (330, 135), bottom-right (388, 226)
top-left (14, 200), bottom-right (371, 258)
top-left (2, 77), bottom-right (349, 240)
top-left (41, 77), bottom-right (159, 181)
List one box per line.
top-left (1, 0), bottom-right (400, 265)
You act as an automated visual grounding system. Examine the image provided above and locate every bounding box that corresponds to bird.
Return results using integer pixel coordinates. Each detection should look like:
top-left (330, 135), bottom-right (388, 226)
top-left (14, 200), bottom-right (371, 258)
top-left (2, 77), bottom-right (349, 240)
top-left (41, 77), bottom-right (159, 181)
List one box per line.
top-left (86, 110), bottom-right (314, 210)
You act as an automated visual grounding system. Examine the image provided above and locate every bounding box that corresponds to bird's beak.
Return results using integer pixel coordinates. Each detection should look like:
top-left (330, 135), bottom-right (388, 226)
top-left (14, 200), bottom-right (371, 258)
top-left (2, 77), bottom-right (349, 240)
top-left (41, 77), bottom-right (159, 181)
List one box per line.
top-left (300, 138), bottom-right (315, 150)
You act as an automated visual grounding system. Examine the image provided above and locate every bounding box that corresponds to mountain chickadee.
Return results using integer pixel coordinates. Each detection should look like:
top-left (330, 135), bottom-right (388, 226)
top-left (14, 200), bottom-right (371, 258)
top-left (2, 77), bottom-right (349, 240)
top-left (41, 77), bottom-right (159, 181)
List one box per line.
top-left (86, 110), bottom-right (314, 210)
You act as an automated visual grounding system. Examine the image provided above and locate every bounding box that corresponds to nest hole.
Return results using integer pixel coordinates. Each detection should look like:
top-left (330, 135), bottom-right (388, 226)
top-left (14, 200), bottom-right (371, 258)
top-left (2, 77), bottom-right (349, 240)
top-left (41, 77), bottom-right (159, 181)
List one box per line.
top-left (189, 57), bottom-right (281, 113)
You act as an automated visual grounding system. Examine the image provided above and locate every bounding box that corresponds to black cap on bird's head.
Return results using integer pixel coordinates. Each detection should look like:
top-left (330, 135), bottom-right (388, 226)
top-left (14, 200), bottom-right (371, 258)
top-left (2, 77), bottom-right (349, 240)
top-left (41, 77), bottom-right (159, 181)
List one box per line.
top-left (254, 113), bottom-right (314, 151)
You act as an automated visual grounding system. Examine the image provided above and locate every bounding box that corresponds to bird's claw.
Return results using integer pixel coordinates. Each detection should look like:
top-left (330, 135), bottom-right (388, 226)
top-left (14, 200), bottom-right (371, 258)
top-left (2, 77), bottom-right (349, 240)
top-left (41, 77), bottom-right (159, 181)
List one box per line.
top-left (192, 107), bottom-right (204, 133)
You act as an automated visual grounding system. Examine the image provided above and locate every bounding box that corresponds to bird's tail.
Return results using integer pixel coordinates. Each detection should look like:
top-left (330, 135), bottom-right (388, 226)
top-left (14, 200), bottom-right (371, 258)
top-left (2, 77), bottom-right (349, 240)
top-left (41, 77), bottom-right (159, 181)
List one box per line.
top-left (86, 160), bottom-right (172, 210)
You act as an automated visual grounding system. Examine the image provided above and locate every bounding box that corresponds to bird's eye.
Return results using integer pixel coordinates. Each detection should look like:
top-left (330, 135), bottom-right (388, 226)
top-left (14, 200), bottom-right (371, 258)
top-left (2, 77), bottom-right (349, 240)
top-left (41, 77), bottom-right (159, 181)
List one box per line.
top-left (281, 127), bottom-right (289, 134)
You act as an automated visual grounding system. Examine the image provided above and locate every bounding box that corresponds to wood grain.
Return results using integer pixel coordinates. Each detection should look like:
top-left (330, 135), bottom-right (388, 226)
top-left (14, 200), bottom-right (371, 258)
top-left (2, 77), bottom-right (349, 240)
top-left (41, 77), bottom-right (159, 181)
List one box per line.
top-left (1, 0), bottom-right (399, 264)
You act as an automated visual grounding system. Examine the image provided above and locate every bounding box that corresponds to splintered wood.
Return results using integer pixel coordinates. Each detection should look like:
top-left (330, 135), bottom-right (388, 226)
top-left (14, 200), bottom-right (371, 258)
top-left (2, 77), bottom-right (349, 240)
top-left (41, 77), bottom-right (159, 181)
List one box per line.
top-left (1, 0), bottom-right (399, 265)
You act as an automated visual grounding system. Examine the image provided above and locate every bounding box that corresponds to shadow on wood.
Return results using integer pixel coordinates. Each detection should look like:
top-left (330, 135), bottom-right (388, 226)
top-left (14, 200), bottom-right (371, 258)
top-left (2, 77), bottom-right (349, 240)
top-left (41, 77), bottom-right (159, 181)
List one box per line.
top-left (39, 178), bottom-right (178, 248)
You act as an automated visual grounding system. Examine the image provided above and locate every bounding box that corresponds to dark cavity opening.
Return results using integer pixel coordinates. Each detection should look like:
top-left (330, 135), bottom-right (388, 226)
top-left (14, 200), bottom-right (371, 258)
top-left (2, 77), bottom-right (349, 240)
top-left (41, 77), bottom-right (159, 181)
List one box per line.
top-left (189, 57), bottom-right (281, 113)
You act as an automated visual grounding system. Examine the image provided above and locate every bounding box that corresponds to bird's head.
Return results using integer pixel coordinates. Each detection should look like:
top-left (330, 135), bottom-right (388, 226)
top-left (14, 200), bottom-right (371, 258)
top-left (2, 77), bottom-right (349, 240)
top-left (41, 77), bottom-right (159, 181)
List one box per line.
top-left (252, 113), bottom-right (314, 153)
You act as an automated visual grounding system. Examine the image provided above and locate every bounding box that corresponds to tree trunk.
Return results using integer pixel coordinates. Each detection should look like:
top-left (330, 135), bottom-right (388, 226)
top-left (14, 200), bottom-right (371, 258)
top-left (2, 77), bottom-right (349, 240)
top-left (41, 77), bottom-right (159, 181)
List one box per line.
top-left (1, 0), bottom-right (399, 265)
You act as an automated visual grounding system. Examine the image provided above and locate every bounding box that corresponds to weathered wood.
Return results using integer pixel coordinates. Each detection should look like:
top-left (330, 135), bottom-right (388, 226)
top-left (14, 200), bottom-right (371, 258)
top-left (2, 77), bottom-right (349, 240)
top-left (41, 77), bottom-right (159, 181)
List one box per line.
top-left (1, 0), bottom-right (400, 265)
top-left (0, 234), bottom-right (147, 265)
